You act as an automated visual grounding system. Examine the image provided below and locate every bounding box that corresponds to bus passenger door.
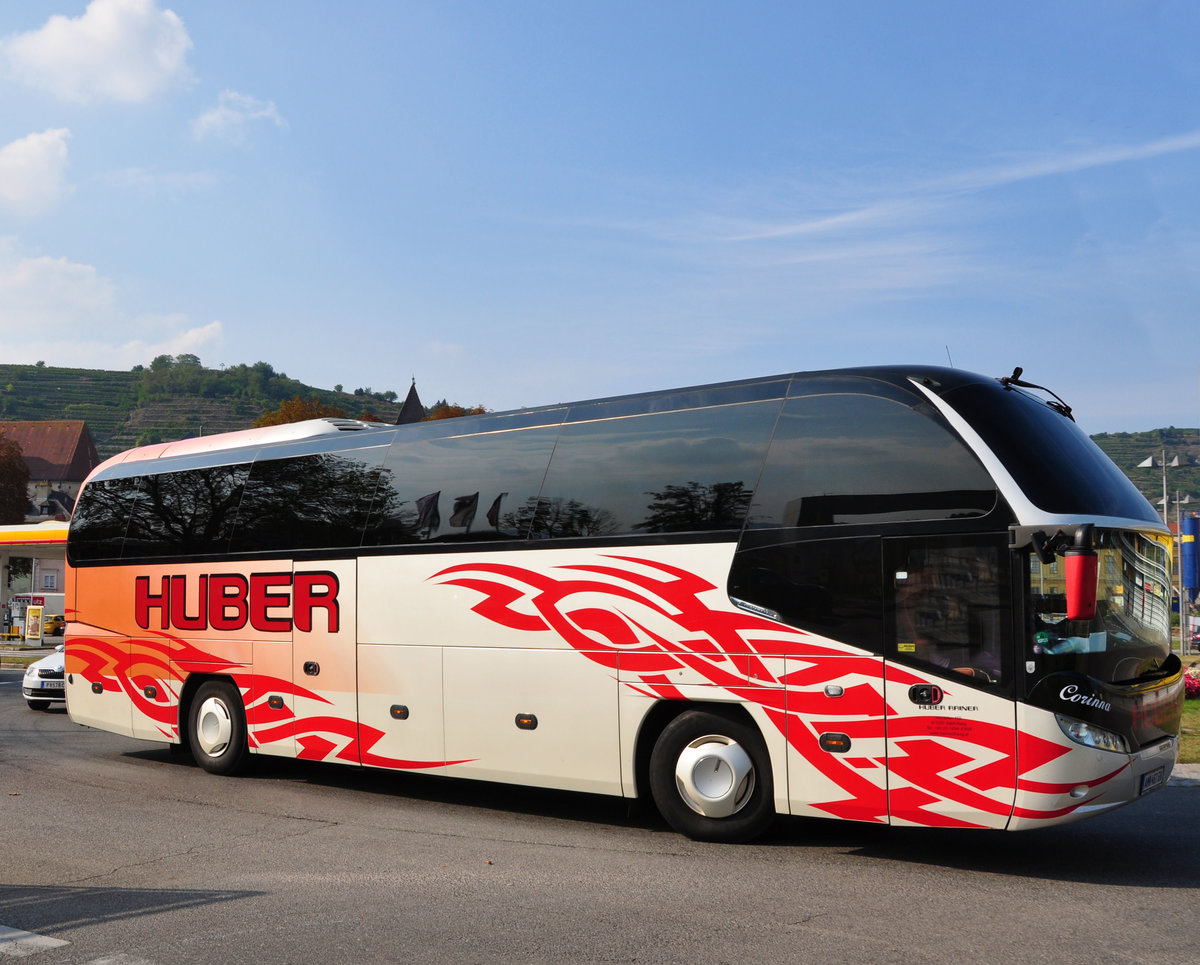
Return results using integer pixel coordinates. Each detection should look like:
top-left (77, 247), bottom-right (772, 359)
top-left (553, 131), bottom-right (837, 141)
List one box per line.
top-left (726, 537), bottom-right (891, 824)
top-left (290, 560), bottom-right (360, 764)
top-left (884, 536), bottom-right (1017, 829)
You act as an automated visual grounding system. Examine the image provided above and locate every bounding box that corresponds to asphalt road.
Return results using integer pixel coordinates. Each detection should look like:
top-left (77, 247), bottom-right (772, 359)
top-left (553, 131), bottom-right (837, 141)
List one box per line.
top-left (3, 668), bottom-right (1199, 965)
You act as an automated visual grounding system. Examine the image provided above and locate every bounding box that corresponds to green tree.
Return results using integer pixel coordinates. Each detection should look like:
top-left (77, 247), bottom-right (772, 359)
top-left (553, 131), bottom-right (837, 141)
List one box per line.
top-left (7, 557), bottom-right (30, 586)
top-left (503, 496), bottom-right (617, 538)
top-left (639, 481), bottom-right (752, 533)
top-left (254, 396), bottom-right (347, 427)
top-left (0, 432), bottom-right (29, 524)
top-left (426, 403), bottom-right (487, 420)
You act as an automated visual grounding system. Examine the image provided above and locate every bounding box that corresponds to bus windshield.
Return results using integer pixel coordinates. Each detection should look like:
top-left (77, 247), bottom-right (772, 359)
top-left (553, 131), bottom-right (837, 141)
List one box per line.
top-left (1026, 529), bottom-right (1172, 686)
top-left (941, 380), bottom-right (1162, 522)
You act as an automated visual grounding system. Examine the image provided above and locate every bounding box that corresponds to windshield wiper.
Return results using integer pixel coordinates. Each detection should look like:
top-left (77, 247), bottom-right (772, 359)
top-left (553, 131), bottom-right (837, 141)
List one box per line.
top-left (998, 367), bottom-right (1074, 421)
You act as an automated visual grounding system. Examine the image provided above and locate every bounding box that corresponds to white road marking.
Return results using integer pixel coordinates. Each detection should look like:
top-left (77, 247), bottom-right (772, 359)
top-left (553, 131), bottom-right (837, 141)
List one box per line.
top-left (0, 926), bottom-right (69, 957)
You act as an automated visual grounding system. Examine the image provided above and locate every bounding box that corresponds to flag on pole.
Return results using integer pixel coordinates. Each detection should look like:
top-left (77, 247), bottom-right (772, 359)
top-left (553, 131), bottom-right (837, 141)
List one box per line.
top-left (486, 492), bottom-right (507, 529)
top-left (450, 492), bottom-right (479, 530)
top-left (416, 491), bottom-right (440, 535)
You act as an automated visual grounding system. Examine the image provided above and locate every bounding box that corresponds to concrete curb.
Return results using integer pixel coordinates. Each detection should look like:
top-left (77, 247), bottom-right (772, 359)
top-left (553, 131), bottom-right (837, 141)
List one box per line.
top-left (1169, 763), bottom-right (1200, 788)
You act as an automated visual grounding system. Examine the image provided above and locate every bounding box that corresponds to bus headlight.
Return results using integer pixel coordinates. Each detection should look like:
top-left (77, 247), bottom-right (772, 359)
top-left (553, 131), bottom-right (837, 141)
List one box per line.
top-left (1055, 714), bottom-right (1129, 754)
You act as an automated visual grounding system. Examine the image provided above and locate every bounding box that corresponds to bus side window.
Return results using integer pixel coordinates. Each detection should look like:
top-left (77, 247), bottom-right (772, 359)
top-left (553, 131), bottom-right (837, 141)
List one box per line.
top-left (362, 426), bottom-right (562, 545)
top-left (69, 477), bottom-right (137, 562)
top-left (727, 537), bottom-right (885, 653)
top-left (125, 465), bottom-right (249, 558)
top-left (889, 537), bottom-right (1010, 685)
top-left (745, 391), bottom-right (997, 529)
top-left (229, 452), bottom-right (382, 552)
top-left (535, 401), bottom-right (780, 539)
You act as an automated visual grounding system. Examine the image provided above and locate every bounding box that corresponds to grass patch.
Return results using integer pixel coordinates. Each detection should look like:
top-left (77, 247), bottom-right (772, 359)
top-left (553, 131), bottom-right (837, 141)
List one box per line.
top-left (1181, 698), bottom-right (1200, 764)
top-left (0, 655), bottom-right (41, 669)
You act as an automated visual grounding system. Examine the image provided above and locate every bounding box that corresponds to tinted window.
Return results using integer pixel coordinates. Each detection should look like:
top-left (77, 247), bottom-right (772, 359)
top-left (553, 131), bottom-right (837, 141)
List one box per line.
top-left (727, 537), bottom-right (884, 653)
top-left (228, 448), bottom-right (387, 552)
top-left (748, 393), bottom-right (996, 528)
top-left (888, 535), bottom-right (1011, 685)
top-left (121, 465), bottom-right (249, 558)
top-left (941, 381), bottom-right (1161, 521)
top-left (564, 378), bottom-right (789, 421)
top-left (534, 401), bottom-right (780, 538)
top-left (362, 427), bottom-right (561, 544)
top-left (68, 477), bottom-right (137, 562)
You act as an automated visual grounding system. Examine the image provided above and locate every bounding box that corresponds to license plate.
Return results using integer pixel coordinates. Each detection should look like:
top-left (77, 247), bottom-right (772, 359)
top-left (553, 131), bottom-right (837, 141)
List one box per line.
top-left (1140, 766), bottom-right (1165, 795)
top-left (39, 680), bottom-right (63, 691)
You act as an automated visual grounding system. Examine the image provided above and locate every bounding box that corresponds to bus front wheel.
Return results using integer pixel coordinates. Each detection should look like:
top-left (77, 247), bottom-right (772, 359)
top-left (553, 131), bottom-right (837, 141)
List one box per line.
top-left (189, 679), bottom-right (248, 776)
top-left (648, 709), bottom-right (775, 843)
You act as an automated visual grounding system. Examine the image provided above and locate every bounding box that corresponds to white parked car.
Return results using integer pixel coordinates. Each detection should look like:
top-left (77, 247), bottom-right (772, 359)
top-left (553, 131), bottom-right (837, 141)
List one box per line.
top-left (22, 644), bottom-right (65, 710)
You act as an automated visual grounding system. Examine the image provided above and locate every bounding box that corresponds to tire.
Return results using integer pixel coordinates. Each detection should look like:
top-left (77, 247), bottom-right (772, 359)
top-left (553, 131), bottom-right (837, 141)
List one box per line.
top-left (648, 709), bottom-right (775, 843)
top-left (26, 699), bottom-right (50, 711)
top-left (188, 679), bottom-right (248, 776)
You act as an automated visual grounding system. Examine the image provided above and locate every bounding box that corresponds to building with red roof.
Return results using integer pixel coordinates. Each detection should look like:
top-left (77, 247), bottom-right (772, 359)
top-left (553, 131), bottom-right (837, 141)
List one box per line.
top-left (0, 420), bottom-right (100, 523)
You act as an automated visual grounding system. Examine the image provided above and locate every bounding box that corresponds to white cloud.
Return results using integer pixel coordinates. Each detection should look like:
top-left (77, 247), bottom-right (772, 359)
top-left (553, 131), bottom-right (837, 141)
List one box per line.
top-left (0, 0), bottom-right (193, 104)
top-left (0, 130), bottom-right (72, 217)
top-left (97, 166), bottom-right (218, 195)
top-left (705, 129), bottom-right (1200, 247)
top-left (192, 90), bottom-right (288, 143)
top-left (113, 319), bottom-right (224, 366)
top-left (933, 129), bottom-right (1200, 196)
top-left (0, 241), bottom-right (114, 324)
top-left (586, 126), bottom-right (1200, 319)
top-left (0, 238), bottom-right (223, 368)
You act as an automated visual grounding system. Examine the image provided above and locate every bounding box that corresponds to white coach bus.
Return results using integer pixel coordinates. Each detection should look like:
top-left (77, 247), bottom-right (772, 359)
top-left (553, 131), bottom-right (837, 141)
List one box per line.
top-left (64, 366), bottom-right (1183, 841)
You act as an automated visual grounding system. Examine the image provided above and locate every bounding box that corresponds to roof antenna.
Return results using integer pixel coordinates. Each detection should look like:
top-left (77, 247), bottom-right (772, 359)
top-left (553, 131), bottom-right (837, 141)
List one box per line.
top-left (945, 345), bottom-right (954, 367)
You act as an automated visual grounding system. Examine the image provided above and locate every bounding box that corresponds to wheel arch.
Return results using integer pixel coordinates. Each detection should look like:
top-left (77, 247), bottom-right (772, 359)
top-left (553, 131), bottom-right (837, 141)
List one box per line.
top-left (632, 699), bottom-right (761, 802)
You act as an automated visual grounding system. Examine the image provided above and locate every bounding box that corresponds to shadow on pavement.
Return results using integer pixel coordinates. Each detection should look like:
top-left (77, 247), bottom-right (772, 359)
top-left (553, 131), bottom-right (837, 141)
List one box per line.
top-left (122, 744), bottom-right (1200, 890)
top-left (0, 883), bottom-right (264, 936)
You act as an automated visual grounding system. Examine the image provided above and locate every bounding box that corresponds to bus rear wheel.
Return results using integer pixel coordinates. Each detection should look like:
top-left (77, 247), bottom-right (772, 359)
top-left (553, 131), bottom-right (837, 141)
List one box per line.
top-left (648, 709), bottom-right (775, 843)
top-left (189, 679), bottom-right (248, 776)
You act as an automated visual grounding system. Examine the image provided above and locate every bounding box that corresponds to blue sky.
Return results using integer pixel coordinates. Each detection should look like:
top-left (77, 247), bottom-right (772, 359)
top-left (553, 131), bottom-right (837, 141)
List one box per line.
top-left (1, 1), bottom-right (1198, 433)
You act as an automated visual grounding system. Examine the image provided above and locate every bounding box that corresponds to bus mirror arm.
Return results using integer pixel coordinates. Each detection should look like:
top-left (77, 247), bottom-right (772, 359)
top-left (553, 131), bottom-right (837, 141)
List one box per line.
top-left (1013, 526), bottom-right (1069, 564)
top-left (1012, 525), bottom-right (1091, 564)
top-left (1027, 529), bottom-right (1059, 565)
top-left (1012, 524), bottom-right (1099, 622)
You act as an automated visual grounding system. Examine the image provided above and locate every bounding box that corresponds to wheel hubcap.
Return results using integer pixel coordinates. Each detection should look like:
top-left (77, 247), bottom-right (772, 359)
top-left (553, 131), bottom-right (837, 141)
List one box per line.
top-left (196, 696), bottom-right (233, 758)
top-left (674, 734), bottom-right (755, 818)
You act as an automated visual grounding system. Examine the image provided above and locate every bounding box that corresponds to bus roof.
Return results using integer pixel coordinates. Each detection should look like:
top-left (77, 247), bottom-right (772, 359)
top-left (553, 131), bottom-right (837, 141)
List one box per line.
top-left (86, 366), bottom-right (1017, 479)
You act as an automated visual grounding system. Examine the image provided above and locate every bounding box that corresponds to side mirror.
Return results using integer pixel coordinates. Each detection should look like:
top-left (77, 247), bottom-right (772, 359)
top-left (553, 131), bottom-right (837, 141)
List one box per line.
top-left (1064, 524), bottom-right (1098, 622)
